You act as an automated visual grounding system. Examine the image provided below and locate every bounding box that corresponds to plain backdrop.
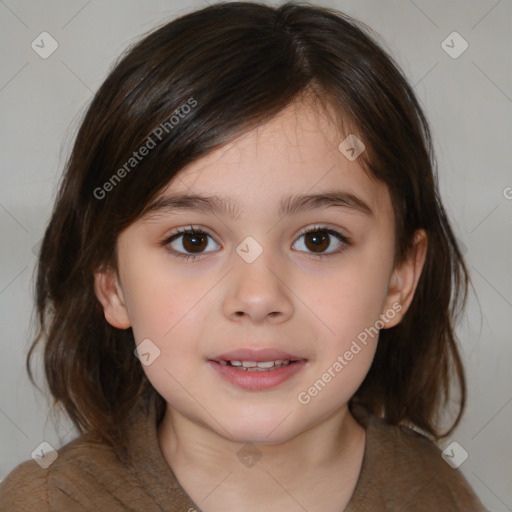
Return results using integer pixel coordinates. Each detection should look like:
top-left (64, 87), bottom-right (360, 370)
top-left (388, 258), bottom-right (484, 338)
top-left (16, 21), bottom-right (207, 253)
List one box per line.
top-left (0, 0), bottom-right (511, 510)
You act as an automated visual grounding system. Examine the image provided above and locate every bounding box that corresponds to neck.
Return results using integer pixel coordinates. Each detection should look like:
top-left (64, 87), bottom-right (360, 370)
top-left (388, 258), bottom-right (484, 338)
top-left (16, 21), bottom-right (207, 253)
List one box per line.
top-left (157, 404), bottom-right (366, 511)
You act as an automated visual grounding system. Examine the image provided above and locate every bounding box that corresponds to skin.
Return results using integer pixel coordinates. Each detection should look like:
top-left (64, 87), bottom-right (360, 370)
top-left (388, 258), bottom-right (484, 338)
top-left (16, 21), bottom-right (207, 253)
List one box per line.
top-left (95, 98), bottom-right (427, 512)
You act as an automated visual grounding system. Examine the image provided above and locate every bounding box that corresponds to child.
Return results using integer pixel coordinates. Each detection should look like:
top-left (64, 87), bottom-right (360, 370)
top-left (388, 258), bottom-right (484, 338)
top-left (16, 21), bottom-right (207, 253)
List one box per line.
top-left (0, 2), bottom-right (488, 511)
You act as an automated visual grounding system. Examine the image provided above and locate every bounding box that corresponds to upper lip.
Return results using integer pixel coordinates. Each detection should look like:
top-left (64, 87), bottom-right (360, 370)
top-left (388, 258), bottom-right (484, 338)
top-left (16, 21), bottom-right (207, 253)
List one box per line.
top-left (209, 348), bottom-right (306, 363)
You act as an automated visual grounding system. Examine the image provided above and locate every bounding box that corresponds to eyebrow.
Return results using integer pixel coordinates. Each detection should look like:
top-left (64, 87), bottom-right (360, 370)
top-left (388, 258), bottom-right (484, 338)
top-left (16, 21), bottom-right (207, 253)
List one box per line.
top-left (142, 190), bottom-right (374, 220)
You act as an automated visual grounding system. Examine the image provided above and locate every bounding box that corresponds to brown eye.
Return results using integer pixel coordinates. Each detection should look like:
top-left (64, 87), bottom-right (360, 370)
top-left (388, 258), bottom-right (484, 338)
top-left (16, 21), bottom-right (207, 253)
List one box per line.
top-left (304, 230), bottom-right (330, 252)
top-left (181, 232), bottom-right (208, 253)
top-left (292, 227), bottom-right (348, 256)
top-left (166, 228), bottom-right (220, 258)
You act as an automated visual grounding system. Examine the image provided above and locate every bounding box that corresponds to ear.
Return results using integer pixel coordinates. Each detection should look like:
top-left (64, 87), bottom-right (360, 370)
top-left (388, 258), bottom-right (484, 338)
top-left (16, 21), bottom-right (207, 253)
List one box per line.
top-left (382, 229), bottom-right (428, 328)
top-left (93, 266), bottom-right (132, 329)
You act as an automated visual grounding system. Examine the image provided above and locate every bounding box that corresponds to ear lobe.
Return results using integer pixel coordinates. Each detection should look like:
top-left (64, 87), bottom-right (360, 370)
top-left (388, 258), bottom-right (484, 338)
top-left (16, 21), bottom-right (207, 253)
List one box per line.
top-left (382, 229), bottom-right (428, 328)
top-left (93, 267), bottom-right (132, 329)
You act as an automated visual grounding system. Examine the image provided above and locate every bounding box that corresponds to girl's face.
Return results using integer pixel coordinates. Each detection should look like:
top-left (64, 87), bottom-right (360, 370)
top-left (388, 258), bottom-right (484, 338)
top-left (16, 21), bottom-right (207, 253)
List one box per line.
top-left (95, 99), bottom-right (426, 444)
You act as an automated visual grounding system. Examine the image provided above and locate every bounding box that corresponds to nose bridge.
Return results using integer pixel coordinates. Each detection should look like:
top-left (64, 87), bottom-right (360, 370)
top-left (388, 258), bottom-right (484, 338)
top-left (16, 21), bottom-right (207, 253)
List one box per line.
top-left (225, 235), bottom-right (293, 322)
top-left (233, 238), bottom-right (281, 294)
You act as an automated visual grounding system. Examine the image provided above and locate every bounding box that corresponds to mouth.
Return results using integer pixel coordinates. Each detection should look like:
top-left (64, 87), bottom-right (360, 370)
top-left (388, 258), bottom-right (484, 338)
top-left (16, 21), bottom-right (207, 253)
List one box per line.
top-left (216, 359), bottom-right (300, 371)
top-left (208, 348), bottom-right (307, 390)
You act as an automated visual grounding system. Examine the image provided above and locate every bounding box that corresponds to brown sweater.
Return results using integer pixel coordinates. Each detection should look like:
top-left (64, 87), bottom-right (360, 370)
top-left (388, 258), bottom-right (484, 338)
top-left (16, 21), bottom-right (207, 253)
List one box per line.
top-left (0, 396), bottom-right (487, 511)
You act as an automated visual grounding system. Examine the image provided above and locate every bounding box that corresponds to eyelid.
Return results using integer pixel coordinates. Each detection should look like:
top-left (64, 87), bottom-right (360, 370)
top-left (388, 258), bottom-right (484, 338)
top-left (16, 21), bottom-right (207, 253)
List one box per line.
top-left (168, 224), bottom-right (214, 237)
top-left (295, 223), bottom-right (349, 240)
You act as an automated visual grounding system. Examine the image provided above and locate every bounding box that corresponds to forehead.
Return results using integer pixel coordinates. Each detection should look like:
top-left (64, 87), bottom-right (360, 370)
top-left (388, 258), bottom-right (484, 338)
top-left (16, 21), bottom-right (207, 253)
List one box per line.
top-left (149, 99), bottom-right (393, 221)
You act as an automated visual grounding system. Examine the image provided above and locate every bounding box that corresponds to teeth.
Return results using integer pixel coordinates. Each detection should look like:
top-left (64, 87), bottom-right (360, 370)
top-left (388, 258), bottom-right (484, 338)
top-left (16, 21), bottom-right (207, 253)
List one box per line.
top-left (256, 361), bottom-right (275, 368)
top-left (223, 359), bottom-right (292, 370)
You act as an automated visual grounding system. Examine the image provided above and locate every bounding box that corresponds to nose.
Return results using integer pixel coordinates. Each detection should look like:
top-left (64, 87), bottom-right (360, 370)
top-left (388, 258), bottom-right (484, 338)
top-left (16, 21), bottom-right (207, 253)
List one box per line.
top-left (222, 251), bottom-right (294, 324)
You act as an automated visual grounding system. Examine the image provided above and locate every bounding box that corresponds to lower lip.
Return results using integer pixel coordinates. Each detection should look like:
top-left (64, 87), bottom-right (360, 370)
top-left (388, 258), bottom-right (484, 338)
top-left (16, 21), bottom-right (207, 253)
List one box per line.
top-left (208, 360), bottom-right (307, 391)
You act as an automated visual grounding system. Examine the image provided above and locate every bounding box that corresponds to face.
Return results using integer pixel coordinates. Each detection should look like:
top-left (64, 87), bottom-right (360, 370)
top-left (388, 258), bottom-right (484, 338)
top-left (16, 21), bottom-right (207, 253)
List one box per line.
top-left (95, 99), bottom-right (424, 445)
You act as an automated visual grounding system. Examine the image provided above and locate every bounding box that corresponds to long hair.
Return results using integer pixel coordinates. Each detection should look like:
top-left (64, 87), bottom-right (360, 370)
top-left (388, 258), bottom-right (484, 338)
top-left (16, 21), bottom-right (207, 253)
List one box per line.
top-left (28, 1), bottom-right (469, 461)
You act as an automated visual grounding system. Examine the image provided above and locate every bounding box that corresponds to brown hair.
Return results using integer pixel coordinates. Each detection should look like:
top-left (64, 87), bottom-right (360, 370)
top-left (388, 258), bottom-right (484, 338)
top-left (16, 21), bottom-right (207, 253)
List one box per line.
top-left (28, 1), bottom-right (470, 461)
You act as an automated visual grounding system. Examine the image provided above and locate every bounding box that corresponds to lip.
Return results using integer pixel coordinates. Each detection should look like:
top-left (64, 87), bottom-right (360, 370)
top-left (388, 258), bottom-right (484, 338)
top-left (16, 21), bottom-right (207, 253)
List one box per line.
top-left (209, 348), bottom-right (304, 363)
top-left (207, 347), bottom-right (307, 391)
top-left (208, 360), bottom-right (307, 390)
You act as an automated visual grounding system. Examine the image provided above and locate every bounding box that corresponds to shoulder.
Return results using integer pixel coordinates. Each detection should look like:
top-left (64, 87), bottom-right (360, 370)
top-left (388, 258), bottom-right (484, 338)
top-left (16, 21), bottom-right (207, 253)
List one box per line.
top-left (0, 458), bottom-right (50, 511)
top-left (350, 404), bottom-right (488, 512)
top-left (0, 433), bottom-right (138, 511)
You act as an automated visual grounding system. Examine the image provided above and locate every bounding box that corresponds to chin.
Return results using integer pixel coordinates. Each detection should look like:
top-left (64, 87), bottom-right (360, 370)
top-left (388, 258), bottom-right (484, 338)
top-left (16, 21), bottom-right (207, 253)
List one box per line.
top-left (209, 412), bottom-right (303, 446)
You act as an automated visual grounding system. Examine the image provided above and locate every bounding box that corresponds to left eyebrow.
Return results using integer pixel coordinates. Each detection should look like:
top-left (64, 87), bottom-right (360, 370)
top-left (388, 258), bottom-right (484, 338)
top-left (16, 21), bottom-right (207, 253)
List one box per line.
top-left (141, 190), bottom-right (374, 220)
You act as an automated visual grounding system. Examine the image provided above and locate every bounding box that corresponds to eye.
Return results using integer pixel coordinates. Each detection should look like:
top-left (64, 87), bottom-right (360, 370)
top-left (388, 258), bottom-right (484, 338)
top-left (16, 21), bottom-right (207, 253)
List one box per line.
top-left (292, 225), bottom-right (350, 258)
top-left (162, 226), bottom-right (220, 260)
top-left (161, 224), bottom-right (351, 262)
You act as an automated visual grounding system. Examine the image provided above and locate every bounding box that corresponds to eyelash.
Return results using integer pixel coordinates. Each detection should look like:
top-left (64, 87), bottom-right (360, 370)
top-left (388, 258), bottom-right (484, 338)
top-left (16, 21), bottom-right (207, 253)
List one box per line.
top-left (160, 225), bottom-right (352, 261)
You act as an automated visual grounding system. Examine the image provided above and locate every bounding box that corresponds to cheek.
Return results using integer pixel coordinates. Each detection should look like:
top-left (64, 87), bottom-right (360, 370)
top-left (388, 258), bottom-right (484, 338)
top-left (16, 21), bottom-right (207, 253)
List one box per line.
top-left (120, 253), bottom-right (206, 342)
top-left (129, 278), bottom-right (209, 410)
top-left (308, 257), bottom-right (392, 342)
top-left (124, 261), bottom-right (214, 386)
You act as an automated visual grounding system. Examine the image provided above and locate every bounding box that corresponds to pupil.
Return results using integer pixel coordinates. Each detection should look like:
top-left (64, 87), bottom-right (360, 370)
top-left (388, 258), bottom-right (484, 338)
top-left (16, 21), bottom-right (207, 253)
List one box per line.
top-left (184, 233), bottom-right (206, 252)
top-left (307, 231), bottom-right (328, 252)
